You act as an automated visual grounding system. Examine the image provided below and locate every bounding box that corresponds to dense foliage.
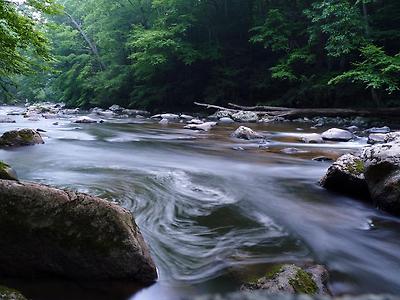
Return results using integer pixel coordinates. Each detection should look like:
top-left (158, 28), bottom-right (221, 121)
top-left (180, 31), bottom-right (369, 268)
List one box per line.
top-left (2, 0), bottom-right (400, 110)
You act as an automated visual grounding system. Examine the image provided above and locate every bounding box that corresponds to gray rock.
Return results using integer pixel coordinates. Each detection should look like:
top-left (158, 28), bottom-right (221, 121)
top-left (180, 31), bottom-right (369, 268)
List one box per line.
top-left (346, 125), bottom-right (359, 133)
top-left (320, 154), bottom-right (369, 199)
top-left (312, 156), bottom-right (334, 162)
top-left (187, 119), bottom-right (204, 125)
top-left (0, 129), bottom-right (44, 148)
top-left (362, 143), bottom-right (400, 215)
top-left (366, 126), bottom-right (390, 134)
top-left (241, 264), bottom-right (329, 295)
top-left (301, 133), bottom-right (323, 144)
top-left (161, 113), bottom-right (179, 120)
top-left (280, 148), bottom-right (307, 154)
top-left (219, 117), bottom-right (235, 124)
top-left (367, 133), bottom-right (387, 145)
top-left (321, 128), bottom-right (353, 142)
top-left (159, 118), bottom-right (169, 125)
top-left (209, 110), bottom-right (232, 119)
top-left (0, 180), bottom-right (157, 282)
top-left (74, 116), bottom-right (97, 124)
top-left (180, 114), bottom-right (194, 121)
top-left (232, 126), bottom-right (263, 140)
top-left (184, 122), bottom-right (217, 131)
top-left (231, 111), bottom-right (259, 123)
top-left (0, 162), bottom-right (18, 181)
top-left (109, 104), bottom-right (124, 113)
top-left (122, 109), bottom-right (150, 117)
top-left (383, 131), bottom-right (400, 144)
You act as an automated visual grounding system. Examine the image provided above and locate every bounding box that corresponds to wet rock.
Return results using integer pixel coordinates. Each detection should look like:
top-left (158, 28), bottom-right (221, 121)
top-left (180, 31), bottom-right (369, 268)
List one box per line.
top-left (96, 110), bottom-right (116, 118)
top-left (74, 116), bottom-right (97, 124)
top-left (209, 110), bottom-right (232, 120)
top-left (159, 118), bottom-right (169, 125)
top-left (312, 156), bottom-right (334, 162)
top-left (219, 117), bottom-right (235, 124)
top-left (187, 119), bottom-right (204, 125)
top-left (320, 154), bottom-right (369, 199)
top-left (0, 180), bottom-right (157, 282)
top-left (0, 285), bottom-right (27, 300)
top-left (367, 133), bottom-right (386, 145)
top-left (161, 113), bottom-right (179, 120)
top-left (280, 148), bottom-right (307, 154)
top-left (362, 143), bottom-right (400, 215)
top-left (346, 125), bottom-right (359, 133)
top-left (180, 114), bottom-right (194, 121)
top-left (321, 128), bottom-right (353, 142)
top-left (231, 111), bottom-right (259, 123)
top-left (184, 122), bottom-right (217, 131)
top-left (241, 264), bottom-right (330, 295)
top-left (0, 116), bottom-right (16, 123)
top-left (232, 126), bottom-right (263, 140)
top-left (52, 122), bottom-right (59, 126)
top-left (366, 126), bottom-right (390, 134)
top-left (0, 162), bottom-right (18, 181)
top-left (0, 129), bottom-right (44, 148)
top-left (109, 104), bottom-right (124, 113)
top-left (62, 108), bottom-right (80, 115)
top-left (383, 131), bottom-right (400, 144)
top-left (301, 133), bottom-right (323, 144)
top-left (122, 109), bottom-right (150, 117)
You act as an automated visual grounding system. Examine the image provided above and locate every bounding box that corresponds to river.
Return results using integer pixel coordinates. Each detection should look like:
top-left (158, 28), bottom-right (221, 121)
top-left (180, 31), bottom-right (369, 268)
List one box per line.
top-left (0, 106), bottom-right (399, 300)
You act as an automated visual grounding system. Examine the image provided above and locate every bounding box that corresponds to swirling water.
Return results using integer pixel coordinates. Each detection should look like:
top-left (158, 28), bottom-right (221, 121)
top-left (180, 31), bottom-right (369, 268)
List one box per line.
top-left (0, 106), bottom-right (399, 300)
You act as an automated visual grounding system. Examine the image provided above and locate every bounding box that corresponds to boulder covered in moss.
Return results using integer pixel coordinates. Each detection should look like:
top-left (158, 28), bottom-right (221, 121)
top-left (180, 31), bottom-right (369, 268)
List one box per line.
top-left (241, 264), bottom-right (330, 295)
top-left (0, 180), bottom-right (157, 283)
top-left (0, 129), bottom-right (44, 148)
top-left (320, 154), bottom-right (370, 199)
top-left (0, 161), bottom-right (18, 181)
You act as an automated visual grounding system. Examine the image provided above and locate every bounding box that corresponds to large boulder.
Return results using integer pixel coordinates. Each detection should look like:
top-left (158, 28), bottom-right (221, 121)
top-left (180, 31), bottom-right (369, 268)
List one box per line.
top-left (321, 128), bottom-right (353, 142)
top-left (241, 264), bottom-right (330, 295)
top-left (0, 180), bottom-right (157, 283)
top-left (362, 143), bottom-right (400, 215)
top-left (0, 129), bottom-right (44, 147)
top-left (320, 154), bottom-right (370, 199)
top-left (232, 126), bottom-right (263, 140)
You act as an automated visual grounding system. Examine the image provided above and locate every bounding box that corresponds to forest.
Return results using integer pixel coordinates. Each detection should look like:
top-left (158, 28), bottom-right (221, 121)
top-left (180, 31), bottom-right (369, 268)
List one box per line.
top-left (1, 0), bottom-right (399, 111)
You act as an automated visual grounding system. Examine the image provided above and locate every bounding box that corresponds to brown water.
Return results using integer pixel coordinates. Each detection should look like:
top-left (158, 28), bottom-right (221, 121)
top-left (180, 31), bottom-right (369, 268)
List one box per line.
top-left (0, 106), bottom-right (399, 300)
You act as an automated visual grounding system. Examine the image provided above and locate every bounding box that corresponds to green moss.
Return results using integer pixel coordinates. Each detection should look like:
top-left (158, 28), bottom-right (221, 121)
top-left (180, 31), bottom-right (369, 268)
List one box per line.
top-left (289, 269), bottom-right (318, 294)
top-left (265, 264), bottom-right (284, 279)
top-left (347, 159), bottom-right (365, 175)
top-left (0, 161), bottom-right (10, 170)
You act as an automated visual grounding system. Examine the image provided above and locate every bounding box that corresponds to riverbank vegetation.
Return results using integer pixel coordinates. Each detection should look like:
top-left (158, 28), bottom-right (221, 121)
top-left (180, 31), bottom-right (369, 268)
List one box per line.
top-left (1, 0), bottom-right (400, 111)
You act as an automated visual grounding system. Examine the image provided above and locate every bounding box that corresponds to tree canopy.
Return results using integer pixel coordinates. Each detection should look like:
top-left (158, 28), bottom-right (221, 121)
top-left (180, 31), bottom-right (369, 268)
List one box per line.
top-left (2, 0), bottom-right (400, 110)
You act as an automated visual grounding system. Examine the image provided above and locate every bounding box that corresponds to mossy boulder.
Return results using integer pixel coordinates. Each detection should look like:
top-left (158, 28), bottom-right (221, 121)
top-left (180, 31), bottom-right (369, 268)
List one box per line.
top-left (320, 154), bottom-right (370, 200)
top-left (241, 264), bottom-right (330, 295)
top-left (0, 285), bottom-right (27, 300)
top-left (0, 162), bottom-right (18, 181)
top-left (0, 180), bottom-right (157, 283)
top-left (0, 129), bottom-right (44, 148)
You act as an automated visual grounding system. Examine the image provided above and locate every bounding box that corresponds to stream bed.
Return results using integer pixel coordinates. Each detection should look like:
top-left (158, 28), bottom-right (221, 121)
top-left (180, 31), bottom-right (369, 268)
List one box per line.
top-left (0, 106), bottom-right (399, 300)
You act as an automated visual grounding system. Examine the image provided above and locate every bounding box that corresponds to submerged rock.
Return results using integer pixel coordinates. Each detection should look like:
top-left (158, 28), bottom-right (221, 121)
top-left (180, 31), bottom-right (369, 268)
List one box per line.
top-left (0, 161), bottom-right (18, 181)
top-left (159, 118), bottom-right (169, 125)
top-left (320, 154), bottom-right (369, 199)
top-left (241, 264), bottom-right (330, 295)
top-left (232, 126), bottom-right (263, 140)
top-left (301, 133), bottom-right (323, 144)
top-left (0, 129), bottom-right (44, 148)
top-left (0, 180), bottom-right (157, 282)
top-left (231, 111), bottom-right (259, 123)
top-left (321, 128), bottom-right (353, 142)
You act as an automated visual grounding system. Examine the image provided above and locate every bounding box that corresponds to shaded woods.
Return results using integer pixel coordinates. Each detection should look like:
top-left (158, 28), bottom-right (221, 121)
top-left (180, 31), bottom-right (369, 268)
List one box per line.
top-left (1, 0), bottom-right (400, 111)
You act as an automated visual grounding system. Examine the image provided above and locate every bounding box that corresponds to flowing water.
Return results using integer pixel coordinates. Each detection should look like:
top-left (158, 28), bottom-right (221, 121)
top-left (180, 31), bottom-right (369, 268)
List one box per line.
top-left (0, 106), bottom-right (399, 300)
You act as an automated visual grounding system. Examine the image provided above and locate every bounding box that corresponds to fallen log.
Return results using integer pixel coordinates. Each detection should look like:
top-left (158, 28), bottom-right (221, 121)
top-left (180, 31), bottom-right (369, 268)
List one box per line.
top-left (195, 102), bottom-right (400, 119)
